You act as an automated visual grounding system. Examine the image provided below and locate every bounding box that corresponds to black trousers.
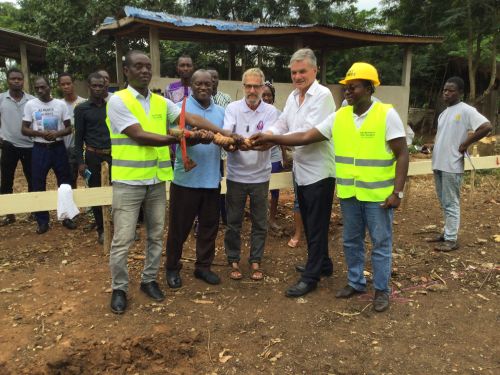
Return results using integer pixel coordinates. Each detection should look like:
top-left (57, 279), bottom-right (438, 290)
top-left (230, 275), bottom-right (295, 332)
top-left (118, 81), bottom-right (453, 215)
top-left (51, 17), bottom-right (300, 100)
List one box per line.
top-left (85, 150), bottom-right (112, 233)
top-left (297, 177), bottom-right (335, 284)
top-left (166, 183), bottom-right (220, 272)
top-left (0, 141), bottom-right (32, 194)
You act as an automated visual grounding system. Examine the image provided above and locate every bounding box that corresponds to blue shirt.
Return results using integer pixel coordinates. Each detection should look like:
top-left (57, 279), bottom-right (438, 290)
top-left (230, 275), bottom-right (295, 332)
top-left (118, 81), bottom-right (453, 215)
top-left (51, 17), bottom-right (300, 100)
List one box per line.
top-left (173, 95), bottom-right (225, 188)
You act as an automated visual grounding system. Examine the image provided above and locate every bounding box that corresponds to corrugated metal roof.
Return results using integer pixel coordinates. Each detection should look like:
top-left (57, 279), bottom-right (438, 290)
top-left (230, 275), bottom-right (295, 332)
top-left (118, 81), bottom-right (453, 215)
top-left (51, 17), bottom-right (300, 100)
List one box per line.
top-left (104, 6), bottom-right (259, 31)
top-left (100, 6), bottom-right (441, 40)
top-left (0, 27), bottom-right (47, 45)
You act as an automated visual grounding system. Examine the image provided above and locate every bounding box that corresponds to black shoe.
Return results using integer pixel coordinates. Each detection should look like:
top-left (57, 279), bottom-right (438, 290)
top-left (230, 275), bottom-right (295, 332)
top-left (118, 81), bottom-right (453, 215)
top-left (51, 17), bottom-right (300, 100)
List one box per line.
top-left (434, 240), bottom-right (459, 252)
top-left (335, 285), bottom-right (364, 299)
top-left (36, 223), bottom-right (49, 234)
top-left (426, 234), bottom-right (445, 243)
top-left (285, 281), bottom-right (317, 298)
top-left (295, 264), bottom-right (333, 277)
top-left (110, 290), bottom-right (127, 314)
top-left (373, 290), bottom-right (390, 312)
top-left (194, 269), bottom-right (221, 285)
top-left (0, 214), bottom-right (16, 226)
top-left (166, 270), bottom-right (182, 289)
top-left (62, 218), bottom-right (77, 230)
top-left (140, 281), bottom-right (165, 301)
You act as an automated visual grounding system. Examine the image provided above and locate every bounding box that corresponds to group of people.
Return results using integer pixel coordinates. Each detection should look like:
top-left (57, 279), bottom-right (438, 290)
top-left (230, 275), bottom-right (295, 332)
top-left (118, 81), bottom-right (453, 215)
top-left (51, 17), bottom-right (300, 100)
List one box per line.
top-left (0, 46), bottom-right (492, 316)
top-left (0, 68), bottom-right (112, 238)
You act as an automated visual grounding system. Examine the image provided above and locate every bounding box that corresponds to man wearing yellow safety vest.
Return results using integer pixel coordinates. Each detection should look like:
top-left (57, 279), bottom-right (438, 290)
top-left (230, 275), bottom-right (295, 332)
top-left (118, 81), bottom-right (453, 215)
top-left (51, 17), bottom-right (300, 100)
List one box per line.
top-left (251, 63), bottom-right (409, 312)
top-left (106, 50), bottom-right (230, 314)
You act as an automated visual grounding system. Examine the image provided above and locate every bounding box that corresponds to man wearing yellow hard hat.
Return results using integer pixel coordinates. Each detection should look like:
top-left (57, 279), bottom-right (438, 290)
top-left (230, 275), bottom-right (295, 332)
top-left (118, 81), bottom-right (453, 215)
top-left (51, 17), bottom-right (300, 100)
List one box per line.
top-left (251, 62), bottom-right (409, 312)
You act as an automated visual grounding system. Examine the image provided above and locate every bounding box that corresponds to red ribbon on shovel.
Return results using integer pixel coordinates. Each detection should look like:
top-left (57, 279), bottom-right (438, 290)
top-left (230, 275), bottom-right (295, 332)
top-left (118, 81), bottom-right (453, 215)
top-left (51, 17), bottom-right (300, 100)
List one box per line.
top-left (178, 96), bottom-right (197, 172)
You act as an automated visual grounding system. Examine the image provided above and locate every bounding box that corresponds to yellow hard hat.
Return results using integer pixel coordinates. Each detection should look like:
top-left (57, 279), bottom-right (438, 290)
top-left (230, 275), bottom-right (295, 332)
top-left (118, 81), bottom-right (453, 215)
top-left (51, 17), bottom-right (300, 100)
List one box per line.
top-left (339, 62), bottom-right (380, 86)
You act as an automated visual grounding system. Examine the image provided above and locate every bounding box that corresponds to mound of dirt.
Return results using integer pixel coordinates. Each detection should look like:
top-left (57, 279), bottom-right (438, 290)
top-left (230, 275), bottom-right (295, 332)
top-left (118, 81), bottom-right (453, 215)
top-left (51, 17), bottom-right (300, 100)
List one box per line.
top-left (45, 330), bottom-right (205, 375)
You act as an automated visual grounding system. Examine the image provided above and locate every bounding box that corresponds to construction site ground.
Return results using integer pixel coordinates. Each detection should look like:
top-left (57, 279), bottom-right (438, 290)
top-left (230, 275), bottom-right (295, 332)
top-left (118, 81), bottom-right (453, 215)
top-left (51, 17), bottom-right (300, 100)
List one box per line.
top-left (0, 167), bottom-right (498, 375)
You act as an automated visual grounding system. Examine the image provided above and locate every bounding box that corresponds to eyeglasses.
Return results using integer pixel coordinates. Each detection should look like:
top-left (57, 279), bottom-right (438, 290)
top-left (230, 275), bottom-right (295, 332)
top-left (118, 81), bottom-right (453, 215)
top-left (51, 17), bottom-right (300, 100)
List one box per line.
top-left (243, 84), bottom-right (264, 90)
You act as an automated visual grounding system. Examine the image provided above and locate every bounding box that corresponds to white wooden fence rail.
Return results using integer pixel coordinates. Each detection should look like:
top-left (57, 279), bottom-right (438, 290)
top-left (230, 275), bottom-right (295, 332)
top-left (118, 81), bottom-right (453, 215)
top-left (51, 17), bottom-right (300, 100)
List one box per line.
top-left (0, 156), bottom-right (498, 216)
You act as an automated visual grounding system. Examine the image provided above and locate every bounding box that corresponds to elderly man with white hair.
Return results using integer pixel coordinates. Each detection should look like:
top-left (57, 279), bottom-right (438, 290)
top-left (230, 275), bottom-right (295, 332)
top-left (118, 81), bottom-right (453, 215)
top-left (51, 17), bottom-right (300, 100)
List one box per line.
top-left (223, 68), bottom-right (279, 282)
top-left (266, 48), bottom-right (336, 297)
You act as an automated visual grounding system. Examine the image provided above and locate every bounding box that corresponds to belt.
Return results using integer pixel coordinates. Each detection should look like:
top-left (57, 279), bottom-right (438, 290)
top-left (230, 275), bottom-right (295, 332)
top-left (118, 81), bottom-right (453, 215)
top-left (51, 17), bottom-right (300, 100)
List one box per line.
top-left (86, 145), bottom-right (111, 155)
top-left (34, 140), bottom-right (64, 148)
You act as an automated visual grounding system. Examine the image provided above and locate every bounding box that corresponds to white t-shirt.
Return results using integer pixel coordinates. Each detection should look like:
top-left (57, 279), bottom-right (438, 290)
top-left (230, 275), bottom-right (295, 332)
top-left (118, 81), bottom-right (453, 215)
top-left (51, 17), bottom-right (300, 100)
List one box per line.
top-left (107, 86), bottom-right (181, 186)
top-left (432, 101), bottom-right (488, 173)
top-left (223, 99), bottom-right (279, 183)
top-left (268, 80), bottom-right (336, 186)
top-left (63, 96), bottom-right (86, 149)
top-left (23, 98), bottom-right (70, 143)
top-left (315, 103), bottom-right (406, 152)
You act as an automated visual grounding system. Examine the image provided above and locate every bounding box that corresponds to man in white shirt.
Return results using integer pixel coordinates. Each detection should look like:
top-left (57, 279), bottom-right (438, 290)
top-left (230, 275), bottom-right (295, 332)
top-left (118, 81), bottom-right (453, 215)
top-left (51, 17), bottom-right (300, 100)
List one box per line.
top-left (428, 77), bottom-right (492, 251)
top-left (58, 72), bottom-right (86, 189)
top-left (223, 68), bottom-right (279, 281)
top-left (21, 77), bottom-right (75, 234)
top-left (106, 50), bottom-right (228, 314)
top-left (265, 48), bottom-right (336, 297)
top-left (252, 62), bottom-right (409, 312)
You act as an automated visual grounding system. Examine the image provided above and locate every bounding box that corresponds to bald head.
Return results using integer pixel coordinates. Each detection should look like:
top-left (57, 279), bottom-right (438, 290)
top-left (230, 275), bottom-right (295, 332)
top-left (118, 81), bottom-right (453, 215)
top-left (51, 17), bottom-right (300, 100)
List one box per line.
top-left (191, 69), bottom-right (213, 107)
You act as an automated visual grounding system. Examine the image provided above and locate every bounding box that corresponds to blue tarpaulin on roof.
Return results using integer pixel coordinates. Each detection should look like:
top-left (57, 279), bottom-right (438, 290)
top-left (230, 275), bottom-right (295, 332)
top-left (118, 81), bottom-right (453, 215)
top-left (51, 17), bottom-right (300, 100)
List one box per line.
top-left (103, 6), bottom-right (260, 31)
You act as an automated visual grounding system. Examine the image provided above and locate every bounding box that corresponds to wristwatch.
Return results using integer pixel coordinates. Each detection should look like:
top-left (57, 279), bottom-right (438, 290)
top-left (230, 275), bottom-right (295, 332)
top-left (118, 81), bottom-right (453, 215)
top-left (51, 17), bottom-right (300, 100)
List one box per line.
top-left (393, 190), bottom-right (404, 199)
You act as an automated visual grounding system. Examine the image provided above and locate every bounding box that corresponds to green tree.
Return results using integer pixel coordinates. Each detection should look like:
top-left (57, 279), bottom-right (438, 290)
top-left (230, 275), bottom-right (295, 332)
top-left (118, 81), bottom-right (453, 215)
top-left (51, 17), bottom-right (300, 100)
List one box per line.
top-left (382, 0), bottom-right (498, 106)
top-left (0, 3), bottom-right (22, 31)
top-left (12, 0), bottom-right (180, 78)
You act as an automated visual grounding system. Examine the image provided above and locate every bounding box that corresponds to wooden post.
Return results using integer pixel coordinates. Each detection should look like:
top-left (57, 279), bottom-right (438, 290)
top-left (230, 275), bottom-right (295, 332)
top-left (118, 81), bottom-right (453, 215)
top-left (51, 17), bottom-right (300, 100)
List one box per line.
top-left (19, 42), bottom-right (30, 93)
top-left (101, 162), bottom-right (111, 254)
top-left (401, 47), bottom-right (412, 87)
top-left (469, 145), bottom-right (479, 199)
top-left (257, 45), bottom-right (263, 68)
top-left (293, 37), bottom-right (303, 51)
top-left (320, 49), bottom-right (327, 85)
top-left (228, 44), bottom-right (236, 80)
top-left (115, 36), bottom-right (124, 89)
top-left (149, 26), bottom-right (161, 78)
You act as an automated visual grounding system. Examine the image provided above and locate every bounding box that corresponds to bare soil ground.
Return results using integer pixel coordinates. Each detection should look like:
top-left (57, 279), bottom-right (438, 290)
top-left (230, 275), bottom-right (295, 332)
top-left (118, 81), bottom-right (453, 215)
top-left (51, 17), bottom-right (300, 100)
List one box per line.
top-left (0, 169), bottom-right (498, 375)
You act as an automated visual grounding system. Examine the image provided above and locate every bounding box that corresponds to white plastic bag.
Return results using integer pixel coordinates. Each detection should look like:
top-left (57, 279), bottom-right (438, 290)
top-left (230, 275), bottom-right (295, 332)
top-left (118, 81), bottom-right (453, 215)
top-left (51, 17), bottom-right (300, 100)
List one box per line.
top-left (57, 184), bottom-right (79, 220)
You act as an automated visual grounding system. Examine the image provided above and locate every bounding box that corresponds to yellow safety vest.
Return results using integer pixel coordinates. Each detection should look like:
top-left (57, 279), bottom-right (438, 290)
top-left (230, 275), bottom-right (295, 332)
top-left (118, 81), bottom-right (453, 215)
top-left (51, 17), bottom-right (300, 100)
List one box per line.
top-left (106, 89), bottom-right (173, 182)
top-left (333, 102), bottom-right (395, 202)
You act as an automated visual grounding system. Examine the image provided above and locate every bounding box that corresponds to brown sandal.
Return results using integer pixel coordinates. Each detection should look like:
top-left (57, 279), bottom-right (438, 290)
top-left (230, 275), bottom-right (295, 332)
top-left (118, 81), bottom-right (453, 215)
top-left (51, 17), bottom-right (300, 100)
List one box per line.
top-left (229, 263), bottom-right (243, 280)
top-left (250, 263), bottom-right (264, 281)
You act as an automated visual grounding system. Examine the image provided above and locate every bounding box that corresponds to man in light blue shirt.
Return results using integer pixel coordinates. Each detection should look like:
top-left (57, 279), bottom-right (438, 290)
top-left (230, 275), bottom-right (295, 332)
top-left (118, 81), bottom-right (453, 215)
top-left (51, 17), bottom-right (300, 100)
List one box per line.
top-left (165, 69), bottom-right (225, 289)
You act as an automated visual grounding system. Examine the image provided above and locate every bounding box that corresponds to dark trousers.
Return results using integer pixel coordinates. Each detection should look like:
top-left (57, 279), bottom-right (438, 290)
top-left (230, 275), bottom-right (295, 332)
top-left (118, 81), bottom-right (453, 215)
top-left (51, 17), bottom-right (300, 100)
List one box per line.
top-left (166, 183), bottom-right (220, 272)
top-left (297, 177), bottom-right (335, 284)
top-left (220, 159), bottom-right (227, 224)
top-left (85, 149), bottom-right (112, 234)
top-left (224, 179), bottom-right (269, 264)
top-left (67, 147), bottom-right (79, 189)
top-left (32, 142), bottom-right (71, 226)
top-left (0, 141), bottom-right (32, 194)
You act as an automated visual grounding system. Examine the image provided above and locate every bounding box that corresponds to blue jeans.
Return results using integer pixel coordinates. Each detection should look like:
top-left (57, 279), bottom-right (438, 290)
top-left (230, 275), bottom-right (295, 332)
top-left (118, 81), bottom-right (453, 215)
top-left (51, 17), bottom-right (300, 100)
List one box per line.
top-left (340, 197), bottom-right (393, 293)
top-left (433, 170), bottom-right (462, 241)
top-left (110, 182), bottom-right (166, 292)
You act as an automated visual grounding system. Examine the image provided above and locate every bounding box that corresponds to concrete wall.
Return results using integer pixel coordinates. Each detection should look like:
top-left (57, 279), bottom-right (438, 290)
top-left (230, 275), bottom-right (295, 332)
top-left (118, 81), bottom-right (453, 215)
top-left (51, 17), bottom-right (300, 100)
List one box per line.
top-left (76, 76), bottom-right (411, 125)
top-left (151, 77), bottom-right (411, 125)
